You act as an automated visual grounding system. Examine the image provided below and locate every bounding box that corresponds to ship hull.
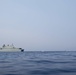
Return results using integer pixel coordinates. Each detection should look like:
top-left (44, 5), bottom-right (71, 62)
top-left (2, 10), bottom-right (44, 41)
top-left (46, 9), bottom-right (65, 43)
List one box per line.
top-left (0, 49), bottom-right (24, 52)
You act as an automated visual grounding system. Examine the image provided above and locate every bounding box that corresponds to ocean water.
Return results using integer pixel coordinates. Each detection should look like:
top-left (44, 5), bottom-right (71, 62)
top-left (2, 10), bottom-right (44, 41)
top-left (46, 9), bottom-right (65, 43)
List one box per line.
top-left (0, 51), bottom-right (76, 75)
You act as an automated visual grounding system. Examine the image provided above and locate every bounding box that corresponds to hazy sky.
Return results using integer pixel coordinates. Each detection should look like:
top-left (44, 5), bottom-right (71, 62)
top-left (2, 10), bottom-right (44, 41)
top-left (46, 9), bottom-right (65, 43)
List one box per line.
top-left (0, 0), bottom-right (76, 51)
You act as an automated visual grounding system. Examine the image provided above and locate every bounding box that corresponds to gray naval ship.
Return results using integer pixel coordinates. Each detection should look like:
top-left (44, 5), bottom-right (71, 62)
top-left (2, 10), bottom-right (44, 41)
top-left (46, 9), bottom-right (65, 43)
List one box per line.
top-left (0, 44), bottom-right (24, 52)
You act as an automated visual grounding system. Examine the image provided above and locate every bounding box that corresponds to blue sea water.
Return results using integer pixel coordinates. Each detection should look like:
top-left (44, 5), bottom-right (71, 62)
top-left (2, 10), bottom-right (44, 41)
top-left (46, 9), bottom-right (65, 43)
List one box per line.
top-left (0, 51), bottom-right (76, 75)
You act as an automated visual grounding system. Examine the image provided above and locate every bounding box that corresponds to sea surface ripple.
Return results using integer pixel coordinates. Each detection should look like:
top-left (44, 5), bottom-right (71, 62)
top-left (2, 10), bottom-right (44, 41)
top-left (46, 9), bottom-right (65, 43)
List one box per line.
top-left (0, 51), bottom-right (76, 75)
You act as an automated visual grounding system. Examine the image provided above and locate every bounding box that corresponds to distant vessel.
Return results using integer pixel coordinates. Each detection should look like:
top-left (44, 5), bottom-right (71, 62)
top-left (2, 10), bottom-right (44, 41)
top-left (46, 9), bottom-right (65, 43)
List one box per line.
top-left (0, 44), bottom-right (24, 52)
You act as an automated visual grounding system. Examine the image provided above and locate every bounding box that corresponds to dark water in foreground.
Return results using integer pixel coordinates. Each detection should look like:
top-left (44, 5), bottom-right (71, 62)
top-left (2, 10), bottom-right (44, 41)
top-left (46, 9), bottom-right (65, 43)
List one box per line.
top-left (0, 51), bottom-right (76, 75)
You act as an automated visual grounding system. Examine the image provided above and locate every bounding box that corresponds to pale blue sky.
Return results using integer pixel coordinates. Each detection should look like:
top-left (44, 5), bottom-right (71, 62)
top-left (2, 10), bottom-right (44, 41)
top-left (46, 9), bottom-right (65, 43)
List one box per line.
top-left (0, 0), bottom-right (76, 51)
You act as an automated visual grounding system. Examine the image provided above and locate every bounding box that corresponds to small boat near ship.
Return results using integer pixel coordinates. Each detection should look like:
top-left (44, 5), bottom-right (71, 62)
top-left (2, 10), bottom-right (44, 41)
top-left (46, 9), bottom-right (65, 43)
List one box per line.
top-left (0, 44), bottom-right (24, 52)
